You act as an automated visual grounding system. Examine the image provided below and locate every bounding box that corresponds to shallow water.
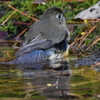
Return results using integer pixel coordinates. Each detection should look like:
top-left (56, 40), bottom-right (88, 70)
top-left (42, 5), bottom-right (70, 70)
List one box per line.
top-left (0, 62), bottom-right (100, 100)
top-left (0, 46), bottom-right (100, 100)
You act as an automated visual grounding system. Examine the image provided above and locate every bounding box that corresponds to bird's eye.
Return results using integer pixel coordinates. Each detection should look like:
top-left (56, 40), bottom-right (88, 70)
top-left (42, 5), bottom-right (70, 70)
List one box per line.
top-left (56, 14), bottom-right (62, 19)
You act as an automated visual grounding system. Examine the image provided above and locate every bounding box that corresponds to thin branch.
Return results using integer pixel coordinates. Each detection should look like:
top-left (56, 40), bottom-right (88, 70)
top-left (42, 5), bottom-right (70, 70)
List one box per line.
top-left (1, 10), bottom-right (17, 25)
top-left (15, 27), bottom-right (28, 39)
top-left (70, 34), bottom-right (80, 46)
top-left (0, 40), bottom-right (22, 43)
top-left (86, 36), bottom-right (100, 51)
top-left (8, 5), bottom-right (38, 22)
top-left (67, 19), bottom-right (100, 24)
top-left (78, 25), bottom-right (97, 47)
top-left (15, 20), bottom-right (33, 39)
top-left (0, 1), bottom-right (11, 3)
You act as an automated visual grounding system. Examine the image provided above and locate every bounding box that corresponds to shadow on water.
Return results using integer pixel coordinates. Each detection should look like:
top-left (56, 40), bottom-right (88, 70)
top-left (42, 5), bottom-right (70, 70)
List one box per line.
top-left (0, 47), bottom-right (100, 100)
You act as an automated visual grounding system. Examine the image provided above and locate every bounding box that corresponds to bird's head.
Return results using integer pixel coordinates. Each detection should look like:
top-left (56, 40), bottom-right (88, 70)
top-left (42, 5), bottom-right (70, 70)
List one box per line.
top-left (40, 7), bottom-right (66, 26)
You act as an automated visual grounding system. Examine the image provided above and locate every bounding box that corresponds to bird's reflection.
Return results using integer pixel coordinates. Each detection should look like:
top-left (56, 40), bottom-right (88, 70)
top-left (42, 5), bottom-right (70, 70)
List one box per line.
top-left (21, 61), bottom-right (71, 98)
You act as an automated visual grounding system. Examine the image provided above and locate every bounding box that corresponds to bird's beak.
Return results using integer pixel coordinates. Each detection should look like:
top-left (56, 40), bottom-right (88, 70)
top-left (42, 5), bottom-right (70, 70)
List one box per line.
top-left (63, 10), bottom-right (67, 14)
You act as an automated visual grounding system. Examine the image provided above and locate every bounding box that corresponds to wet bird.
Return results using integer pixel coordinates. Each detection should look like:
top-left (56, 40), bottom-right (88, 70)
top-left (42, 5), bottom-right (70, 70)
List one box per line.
top-left (2, 7), bottom-right (70, 69)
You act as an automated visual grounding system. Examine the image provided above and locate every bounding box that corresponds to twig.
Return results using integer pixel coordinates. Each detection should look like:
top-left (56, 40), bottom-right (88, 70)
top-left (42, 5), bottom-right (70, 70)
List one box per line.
top-left (8, 5), bottom-right (38, 22)
top-left (15, 27), bottom-right (29, 39)
top-left (86, 36), bottom-right (100, 51)
top-left (1, 10), bottom-right (17, 25)
top-left (74, 40), bottom-right (85, 52)
top-left (0, 40), bottom-right (22, 43)
top-left (70, 34), bottom-right (86, 51)
top-left (67, 19), bottom-right (100, 24)
top-left (70, 34), bottom-right (80, 46)
top-left (88, 49), bottom-right (99, 55)
top-left (0, 1), bottom-right (11, 3)
top-left (13, 22), bottom-right (30, 25)
top-left (78, 25), bottom-right (97, 47)
top-left (91, 36), bottom-right (100, 45)
top-left (15, 20), bottom-right (33, 39)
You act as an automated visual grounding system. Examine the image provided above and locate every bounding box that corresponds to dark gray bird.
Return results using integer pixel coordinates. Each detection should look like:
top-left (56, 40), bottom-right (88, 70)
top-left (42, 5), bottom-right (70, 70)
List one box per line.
top-left (2, 7), bottom-right (70, 69)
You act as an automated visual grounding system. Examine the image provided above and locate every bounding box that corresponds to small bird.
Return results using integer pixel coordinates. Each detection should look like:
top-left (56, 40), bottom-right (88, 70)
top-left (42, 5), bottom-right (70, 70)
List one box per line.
top-left (2, 7), bottom-right (70, 69)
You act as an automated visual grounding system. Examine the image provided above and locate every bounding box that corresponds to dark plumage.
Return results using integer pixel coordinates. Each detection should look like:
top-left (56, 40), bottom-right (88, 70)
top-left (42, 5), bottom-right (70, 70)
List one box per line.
top-left (1, 7), bottom-right (70, 69)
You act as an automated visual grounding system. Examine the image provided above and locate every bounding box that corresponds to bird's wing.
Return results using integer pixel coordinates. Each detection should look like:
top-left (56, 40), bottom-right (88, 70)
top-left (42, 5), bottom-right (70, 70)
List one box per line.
top-left (16, 27), bottom-right (68, 57)
top-left (15, 33), bottom-right (53, 57)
